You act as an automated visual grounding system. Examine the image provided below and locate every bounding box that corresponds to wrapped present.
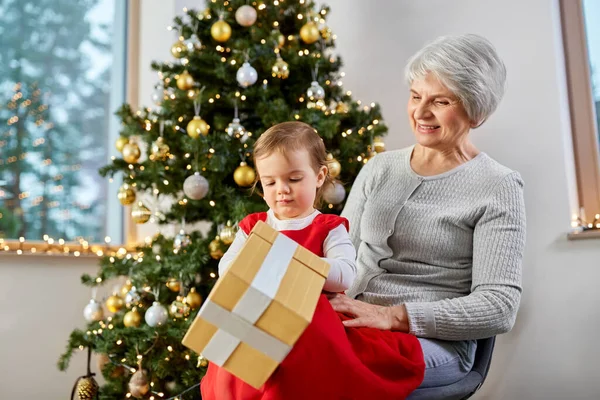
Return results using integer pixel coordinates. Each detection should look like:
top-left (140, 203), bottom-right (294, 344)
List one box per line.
top-left (182, 220), bottom-right (330, 388)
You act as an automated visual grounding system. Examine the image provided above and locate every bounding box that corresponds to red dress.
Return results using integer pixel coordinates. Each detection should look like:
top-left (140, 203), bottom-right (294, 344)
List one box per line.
top-left (201, 212), bottom-right (425, 400)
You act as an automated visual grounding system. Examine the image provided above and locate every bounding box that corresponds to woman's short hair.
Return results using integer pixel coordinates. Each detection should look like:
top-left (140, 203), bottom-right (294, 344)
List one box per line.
top-left (404, 34), bottom-right (506, 127)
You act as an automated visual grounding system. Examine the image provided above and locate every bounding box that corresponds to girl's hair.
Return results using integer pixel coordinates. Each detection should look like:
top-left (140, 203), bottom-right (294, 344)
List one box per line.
top-left (252, 121), bottom-right (334, 207)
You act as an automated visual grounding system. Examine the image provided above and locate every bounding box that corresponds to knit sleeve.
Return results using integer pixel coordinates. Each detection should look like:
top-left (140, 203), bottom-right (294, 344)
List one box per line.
top-left (341, 157), bottom-right (376, 249)
top-left (404, 172), bottom-right (526, 340)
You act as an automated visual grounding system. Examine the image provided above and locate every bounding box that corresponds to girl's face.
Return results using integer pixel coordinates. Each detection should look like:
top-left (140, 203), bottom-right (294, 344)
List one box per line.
top-left (255, 149), bottom-right (327, 220)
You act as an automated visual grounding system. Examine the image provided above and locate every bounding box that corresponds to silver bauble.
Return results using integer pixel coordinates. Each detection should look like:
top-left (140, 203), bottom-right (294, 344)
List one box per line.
top-left (236, 62), bottom-right (258, 88)
top-left (322, 182), bottom-right (346, 205)
top-left (145, 301), bottom-right (168, 327)
top-left (83, 299), bottom-right (104, 323)
top-left (235, 5), bottom-right (257, 27)
top-left (183, 172), bottom-right (209, 200)
top-left (226, 117), bottom-right (248, 142)
top-left (307, 81), bottom-right (325, 101)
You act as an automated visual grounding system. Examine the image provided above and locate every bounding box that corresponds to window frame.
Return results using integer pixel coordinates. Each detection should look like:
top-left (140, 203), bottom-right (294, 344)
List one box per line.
top-left (560, 0), bottom-right (600, 239)
top-left (0, 0), bottom-right (140, 255)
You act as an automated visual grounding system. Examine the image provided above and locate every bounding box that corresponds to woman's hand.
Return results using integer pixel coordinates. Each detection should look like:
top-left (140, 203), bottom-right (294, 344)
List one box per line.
top-left (327, 293), bottom-right (410, 332)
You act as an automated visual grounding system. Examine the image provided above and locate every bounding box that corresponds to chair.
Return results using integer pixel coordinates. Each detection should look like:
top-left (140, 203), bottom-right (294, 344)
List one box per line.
top-left (407, 336), bottom-right (496, 400)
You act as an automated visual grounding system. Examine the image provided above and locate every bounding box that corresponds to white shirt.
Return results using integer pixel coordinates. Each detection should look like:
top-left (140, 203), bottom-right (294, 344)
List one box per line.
top-left (218, 209), bottom-right (357, 292)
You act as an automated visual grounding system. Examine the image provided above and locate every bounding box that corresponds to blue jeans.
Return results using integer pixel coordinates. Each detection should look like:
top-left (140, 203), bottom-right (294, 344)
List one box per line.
top-left (409, 338), bottom-right (477, 393)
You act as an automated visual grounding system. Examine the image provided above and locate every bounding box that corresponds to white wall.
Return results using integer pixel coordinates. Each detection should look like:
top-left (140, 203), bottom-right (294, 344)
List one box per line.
top-left (3, 1), bottom-right (600, 398)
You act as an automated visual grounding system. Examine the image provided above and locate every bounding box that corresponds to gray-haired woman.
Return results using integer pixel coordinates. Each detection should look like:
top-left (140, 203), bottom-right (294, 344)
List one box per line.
top-left (330, 33), bottom-right (526, 392)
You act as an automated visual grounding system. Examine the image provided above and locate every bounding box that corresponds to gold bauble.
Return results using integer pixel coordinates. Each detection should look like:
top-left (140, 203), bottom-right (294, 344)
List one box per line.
top-left (123, 308), bottom-right (142, 327)
top-left (326, 154), bottom-right (341, 178)
top-left (300, 22), bottom-right (320, 44)
top-left (233, 162), bottom-right (256, 187)
top-left (122, 142), bottom-right (141, 164)
top-left (211, 19), bottom-right (232, 42)
top-left (373, 137), bottom-right (386, 153)
top-left (128, 369), bottom-right (150, 399)
top-left (335, 102), bottom-right (349, 114)
top-left (187, 116), bottom-right (210, 138)
top-left (209, 237), bottom-right (224, 260)
top-left (117, 184), bottom-right (136, 205)
top-left (76, 376), bottom-right (99, 400)
top-left (150, 136), bottom-right (170, 161)
top-left (197, 354), bottom-right (209, 368)
top-left (219, 222), bottom-right (237, 245)
top-left (271, 56), bottom-right (289, 79)
top-left (186, 287), bottom-right (203, 309)
top-left (120, 279), bottom-right (133, 297)
top-left (115, 136), bottom-right (128, 152)
top-left (131, 202), bottom-right (151, 224)
top-left (106, 294), bottom-right (124, 313)
top-left (171, 40), bottom-right (186, 58)
top-left (276, 33), bottom-right (285, 47)
top-left (169, 296), bottom-right (191, 318)
top-left (176, 70), bottom-right (195, 90)
top-left (166, 278), bottom-right (181, 293)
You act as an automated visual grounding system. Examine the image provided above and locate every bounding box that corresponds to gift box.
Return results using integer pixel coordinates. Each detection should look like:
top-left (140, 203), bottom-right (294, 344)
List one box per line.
top-left (182, 220), bottom-right (330, 388)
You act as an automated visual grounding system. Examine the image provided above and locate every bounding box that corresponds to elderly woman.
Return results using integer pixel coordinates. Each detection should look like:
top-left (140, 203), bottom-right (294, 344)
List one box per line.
top-left (331, 33), bottom-right (526, 391)
top-left (201, 34), bottom-right (525, 400)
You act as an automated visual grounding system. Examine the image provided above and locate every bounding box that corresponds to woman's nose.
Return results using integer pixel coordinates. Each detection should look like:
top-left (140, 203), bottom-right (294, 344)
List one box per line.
top-left (413, 102), bottom-right (432, 119)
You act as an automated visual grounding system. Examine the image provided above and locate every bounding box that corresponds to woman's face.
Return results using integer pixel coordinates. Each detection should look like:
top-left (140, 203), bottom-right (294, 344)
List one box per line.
top-left (407, 73), bottom-right (476, 151)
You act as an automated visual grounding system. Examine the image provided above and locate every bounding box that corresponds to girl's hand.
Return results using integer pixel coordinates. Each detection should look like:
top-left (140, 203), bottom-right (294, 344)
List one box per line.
top-left (327, 293), bottom-right (410, 332)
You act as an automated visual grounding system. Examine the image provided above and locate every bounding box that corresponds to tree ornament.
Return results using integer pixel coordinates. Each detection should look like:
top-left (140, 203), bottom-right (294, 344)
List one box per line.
top-left (335, 101), bottom-right (349, 114)
top-left (300, 22), bottom-right (320, 44)
top-left (186, 287), bottom-right (203, 309)
top-left (106, 294), bottom-right (124, 313)
top-left (219, 221), bottom-right (237, 245)
top-left (131, 202), bottom-right (151, 224)
top-left (236, 62), bottom-right (258, 88)
top-left (115, 136), bottom-right (128, 152)
top-left (171, 39), bottom-right (186, 58)
top-left (97, 353), bottom-right (124, 378)
top-left (373, 136), bottom-right (386, 153)
top-left (117, 183), bottom-right (136, 205)
top-left (186, 115), bottom-right (210, 138)
top-left (184, 33), bottom-right (202, 52)
top-left (123, 307), bottom-right (142, 327)
top-left (276, 33), bottom-right (285, 48)
top-left (233, 161), bottom-right (256, 187)
top-left (271, 55), bottom-right (289, 79)
top-left (125, 287), bottom-right (141, 306)
top-left (211, 18), bottom-right (232, 42)
top-left (122, 141), bottom-right (141, 164)
top-left (183, 172), bottom-right (209, 200)
top-left (226, 117), bottom-right (248, 142)
top-left (176, 70), bottom-right (195, 90)
top-left (83, 299), bottom-right (103, 323)
top-left (173, 229), bottom-right (191, 251)
top-left (75, 376), bottom-right (99, 400)
top-left (145, 301), bottom-right (168, 327)
top-left (197, 354), bottom-right (209, 368)
top-left (128, 369), bottom-right (150, 398)
top-left (322, 182), bottom-right (346, 205)
top-left (169, 296), bottom-right (191, 318)
top-left (306, 81), bottom-right (325, 101)
top-left (150, 136), bottom-right (170, 161)
top-left (209, 237), bottom-right (225, 260)
top-left (235, 5), bottom-right (257, 27)
top-left (119, 279), bottom-right (133, 297)
top-left (326, 154), bottom-right (341, 178)
top-left (166, 278), bottom-right (181, 292)
top-left (151, 85), bottom-right (164, 105)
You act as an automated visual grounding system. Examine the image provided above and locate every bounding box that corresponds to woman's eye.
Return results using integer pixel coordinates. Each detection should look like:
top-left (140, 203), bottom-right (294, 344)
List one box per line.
top-left (435, 100), bottom-right (449, 106)
top-left (412, 96), bottom-right (421, 101)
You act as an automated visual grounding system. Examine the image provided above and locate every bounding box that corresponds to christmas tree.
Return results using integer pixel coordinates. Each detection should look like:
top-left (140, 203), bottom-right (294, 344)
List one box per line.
top-left (58, 1), bottom-right (387, 399)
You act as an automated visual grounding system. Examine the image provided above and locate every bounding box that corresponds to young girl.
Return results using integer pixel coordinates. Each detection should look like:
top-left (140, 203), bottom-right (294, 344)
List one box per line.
top-left (201, 122), bottom-right (425, 400)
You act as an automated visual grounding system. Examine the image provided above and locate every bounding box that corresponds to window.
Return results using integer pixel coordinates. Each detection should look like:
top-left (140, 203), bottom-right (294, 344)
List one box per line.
top-left (560, 0), bottom-right (600, 237)
top-left (0, 0), bottom-right (131, 245)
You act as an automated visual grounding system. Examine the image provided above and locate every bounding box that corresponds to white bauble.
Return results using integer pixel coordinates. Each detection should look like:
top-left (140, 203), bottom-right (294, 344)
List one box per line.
top-left (83, 299), bottom-right (104, 322)
top-left (235, 5), bottom-right (257, 27)
top-left (307, 81), bottom-right (325, 101)
top-left (145, 302), bottom-right (168, 327)
top-left (322, 182), bottom-right (346, 205)
top-left (183, 172), bottom-right (209, 200)
top-left (184, 33), bottom-right (202, 52)
top-left (236, 62), bottom-right (258, 88)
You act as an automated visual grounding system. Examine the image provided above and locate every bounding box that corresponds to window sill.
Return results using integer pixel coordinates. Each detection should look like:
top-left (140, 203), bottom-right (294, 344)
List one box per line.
top-left (567, 229), bottom-right (600, 240)
top-left (0, 239), bottom-right (135, 258)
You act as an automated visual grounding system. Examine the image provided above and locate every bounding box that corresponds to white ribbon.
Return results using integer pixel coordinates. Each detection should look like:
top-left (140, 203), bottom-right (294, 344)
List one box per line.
top-left (199, 233), bottom-right (298, 366)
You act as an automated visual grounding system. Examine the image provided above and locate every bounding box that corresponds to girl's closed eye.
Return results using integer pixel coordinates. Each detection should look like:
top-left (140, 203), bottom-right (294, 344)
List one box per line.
top-left (263, 180), bottom-right (275, 187)
top-left (289, 177), bottom-right (303, 182)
